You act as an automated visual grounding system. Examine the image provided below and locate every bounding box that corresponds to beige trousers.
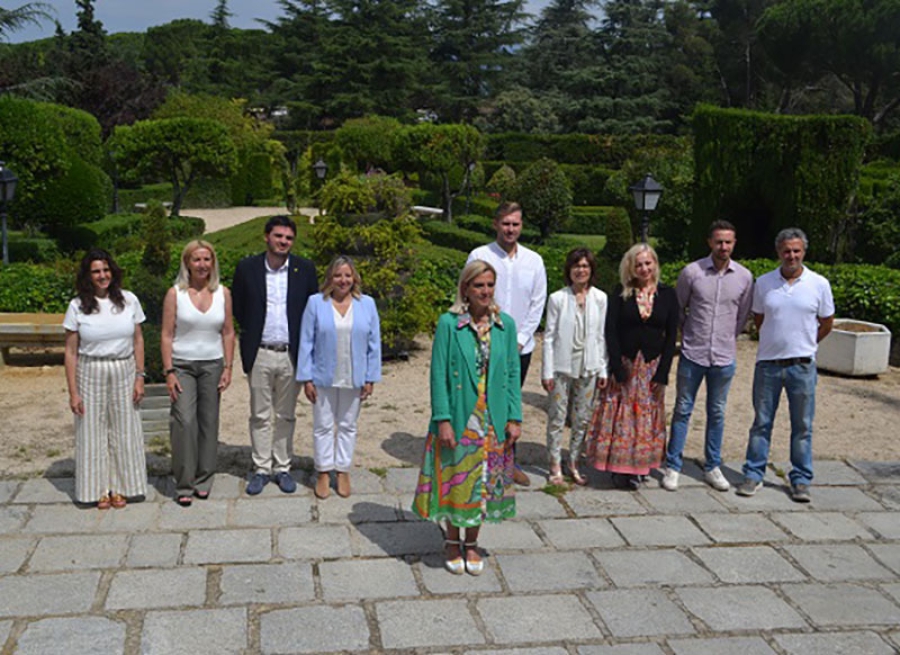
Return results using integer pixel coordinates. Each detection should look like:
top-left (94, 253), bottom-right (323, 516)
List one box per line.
top-left (248, 348), bottom-right (299, 475)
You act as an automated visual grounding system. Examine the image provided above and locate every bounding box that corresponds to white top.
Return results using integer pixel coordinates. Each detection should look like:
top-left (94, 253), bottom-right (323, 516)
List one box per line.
top-left (753, 266), bottom-right (835, 361)
top-left (467, 241), bottom-right (547, 355)
top-left (332, 303), bottom-right (354, 389)
top-left (261, 257), bottom-right (290, 346)
top-left (172, 286), bottom-right (225, 361)
top-left (542, 286), bottom-right (609, 380)
top-left (63, 291), bottom-right (145, 359)
top-left (571, 305), bottom-right (587, 377)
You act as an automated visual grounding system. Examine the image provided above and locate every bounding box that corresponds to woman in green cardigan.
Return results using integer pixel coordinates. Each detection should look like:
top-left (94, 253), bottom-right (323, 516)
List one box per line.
top-left (413, 260), bottom-right (523, 576)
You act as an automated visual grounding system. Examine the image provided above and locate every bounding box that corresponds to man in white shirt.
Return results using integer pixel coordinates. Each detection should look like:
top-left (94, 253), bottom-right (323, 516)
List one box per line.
top-left (736, 227), bottom-right (834, 503)
top-left (467, 202), bottom-right (547, 485)
top-left (232, 216), bottom-right (318, 495)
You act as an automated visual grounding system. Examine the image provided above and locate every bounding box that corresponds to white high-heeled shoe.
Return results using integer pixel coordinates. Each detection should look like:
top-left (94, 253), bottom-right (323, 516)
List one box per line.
top-left (444, 539), bottom-right (465, 575)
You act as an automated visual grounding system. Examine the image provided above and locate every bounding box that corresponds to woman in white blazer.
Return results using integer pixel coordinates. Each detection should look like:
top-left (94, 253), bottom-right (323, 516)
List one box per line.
top-left (541, 248), bottom-right (608, 485)
top-left (297, 256), bottom-right (382, 499)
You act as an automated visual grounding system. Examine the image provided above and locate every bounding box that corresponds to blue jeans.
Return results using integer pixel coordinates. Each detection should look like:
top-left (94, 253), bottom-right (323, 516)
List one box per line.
top-left (743, 360), bottom-right (817, 486)
top-left (666, 356), bottom-right (736, 472)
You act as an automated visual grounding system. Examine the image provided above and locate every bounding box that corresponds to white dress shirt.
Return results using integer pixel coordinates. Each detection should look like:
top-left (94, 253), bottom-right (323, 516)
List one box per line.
top-left (261, 257), bottom-right (290, 346)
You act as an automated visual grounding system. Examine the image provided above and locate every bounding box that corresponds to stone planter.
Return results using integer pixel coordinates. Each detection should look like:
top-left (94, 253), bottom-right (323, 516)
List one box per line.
top-left (817, 319), bottom-right (891, 376)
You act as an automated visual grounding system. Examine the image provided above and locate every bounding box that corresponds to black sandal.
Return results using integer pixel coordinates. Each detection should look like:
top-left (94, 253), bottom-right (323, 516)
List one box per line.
top-left (176, 495), bottom-right (193, 507)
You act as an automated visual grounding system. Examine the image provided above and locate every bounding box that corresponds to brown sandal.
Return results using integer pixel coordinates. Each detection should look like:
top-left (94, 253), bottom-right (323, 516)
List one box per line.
top-left (110, 493), bottom-right (126, 509)
top-left (97, 494), bottom-right (111, 510)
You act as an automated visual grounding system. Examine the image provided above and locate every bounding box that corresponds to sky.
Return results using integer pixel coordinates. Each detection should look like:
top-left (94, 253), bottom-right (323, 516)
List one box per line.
top-left (6, 0), bottom-right (547, 43)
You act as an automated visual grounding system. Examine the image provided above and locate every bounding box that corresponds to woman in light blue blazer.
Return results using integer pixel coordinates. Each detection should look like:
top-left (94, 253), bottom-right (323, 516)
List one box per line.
top-left (297, 256), bottom-right (381, 499)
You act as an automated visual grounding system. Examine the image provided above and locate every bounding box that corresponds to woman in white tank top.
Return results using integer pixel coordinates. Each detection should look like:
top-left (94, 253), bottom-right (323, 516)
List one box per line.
top-left (161, 240), bottom-right (235, 506)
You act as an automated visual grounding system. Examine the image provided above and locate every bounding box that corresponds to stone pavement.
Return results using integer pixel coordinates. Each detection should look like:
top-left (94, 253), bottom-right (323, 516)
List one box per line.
top-left (2, 460), bottom-right (900, 654)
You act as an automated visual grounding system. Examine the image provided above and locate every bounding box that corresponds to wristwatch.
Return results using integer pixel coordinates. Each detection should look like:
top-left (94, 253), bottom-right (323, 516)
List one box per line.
top-left (164, 368), bottom-right (177, 376)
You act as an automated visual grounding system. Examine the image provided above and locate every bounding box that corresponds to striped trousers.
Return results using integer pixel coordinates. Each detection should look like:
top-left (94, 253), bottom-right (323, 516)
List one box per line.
top-left (74, 355), bottom-right (148, 503)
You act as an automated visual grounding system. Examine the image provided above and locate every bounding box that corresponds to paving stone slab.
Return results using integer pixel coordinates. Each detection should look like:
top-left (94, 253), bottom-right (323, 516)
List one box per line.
top-left (675, 586), bottom-right (808, 631)
top-left (881, 582), bottom-right (900, 604)
top-left (318, 494), bottom-right (400, 524)
top-left (384, 467), bottom-right (420, 494)
top-left (345, 468), bottom-right (384, 494)
top-left (849, 461), bottom-right (900, 483)
top-left (0, 480), bottom-right (20, 504)
top-left (497, 551), bottom-right (606, 592)
top-left (770, 511), bottom-right (874, 541)
top-left (867, 485), bottom-right (900, 510)
top-left (0, 571), bottom-right (100, 617)
top-left (692, 546), bottom-right (806, 583)
top-left (351, 519), bottom-right (442, 557)
top-left (564, 489), bottom-right (647, 518)
top-left (800, 487), bottom-right (885, 511)
top-left (784, 544), bottom-right (894, 581)
top-left (468, 649), bottom-right (570, 655)
top-left (478, 520), bottom-right (545, 551)
top-left (513, 491), bottom-right (569, 519)
top-left (477, 594), bottom-right (603, 643)
top-left (538, 518), bottom-right (626, 550)
top-left (319, 558), bottom-right (419, 601)
top-left (0, 621), bottom-right (10, 650)
top-left (0, 536), bottom-right (33, 574)
top-left (417, 554), bottom-right (504, 593)
top-left (94, 501), bottom-right (160, 531)
top-left (610, 516), bottom-right (711, 547)
top-left (260, 605), bottom-right (370, 654)
top-left (376, 598), bottom-right (485, 649)
top-left (126, 532), bottom-right (183, 568)
top-left (578, 645), bottom-right (666, 655)
top-left (11, 478), bottom-right (76, 504)
top-left (593, 549), bottom-right (713, 588)
top-left (15, 616), bottom-right (126, 655)
top-left (774, 631), bottom-right (897, 655)
top-left (866, 543), bottom-right (900, 575)
top-left (641, 488), bottom-right (729, 514)
top-left (219, 561), bottom-right (314, 605)
top-left (716, 484), bottom-right (808, 511)
top-left (27, 533), bottom-right (128, 571)
top-left (183, 528), bottom-right (272, 564)
top-left (586, 589), bottom-right (695, 638)
top-left (667, 636), bottom-right (777, 655)
top-left (277, 524), bottom-right (352, 560)
top-left (21, 505), bottom-right (98, 534)
top-left (690, 512), bottom-right (789, 544)
top-left (229, 497), bottom-right (313, 527)
top-left (782, 582), bottom-right (900, 626)
top-left (106, 567), bottom-right (207, 609)
top-left (856, 512), bottom-right (900, 539)
top-left (201, 473), bottom-right (244, 499)
top-left (141, 608), bottom-right (247, 655)
top-left (158, 500), bottom-right (229, 530)
top-left (812, 460), bottom-right (871, 485)
top-left (0, 506), bottom-right (29, 534)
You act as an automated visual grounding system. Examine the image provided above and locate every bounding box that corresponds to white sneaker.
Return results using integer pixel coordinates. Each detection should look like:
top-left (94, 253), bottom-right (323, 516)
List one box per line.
top-left (704, 467), bottom-right (731, 491)
top-left (661, 468), bottom-right (679, 491)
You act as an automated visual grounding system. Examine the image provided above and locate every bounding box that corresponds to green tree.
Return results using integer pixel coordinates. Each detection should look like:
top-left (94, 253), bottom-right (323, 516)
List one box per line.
top-left (111, 117), bottom-right (238, 216)
top-left (522, 0), bottom-right (598, 94)
top-left (429, 0), bottom-right (528, 122)
top-left (335, 115), bottom-right (402, 172)
top-left (515, 157), bottom-right (572, 241)
top-left (394, 123), bottom-right (485, 222)
top-left (0, 2), bottom-right (53, 41)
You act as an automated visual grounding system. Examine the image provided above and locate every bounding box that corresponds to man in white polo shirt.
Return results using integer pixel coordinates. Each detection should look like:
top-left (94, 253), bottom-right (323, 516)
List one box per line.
top-left (736, 227), bottom-right (834, 502)
top-left (467, 201), bottom-right (547, 486)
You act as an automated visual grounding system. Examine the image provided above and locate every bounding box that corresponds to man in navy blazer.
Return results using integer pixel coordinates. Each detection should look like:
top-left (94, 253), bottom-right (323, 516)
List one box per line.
top-left (232, 215), bottom-right (318, 495)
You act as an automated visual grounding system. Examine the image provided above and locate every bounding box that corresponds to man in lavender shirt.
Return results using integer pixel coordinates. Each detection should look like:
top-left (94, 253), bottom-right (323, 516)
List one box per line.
top-left (661, 220), bottom-right (753, 492)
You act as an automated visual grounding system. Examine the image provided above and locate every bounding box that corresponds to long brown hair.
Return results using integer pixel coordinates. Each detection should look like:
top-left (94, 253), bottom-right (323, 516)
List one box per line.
top-left (76, 248), bottom-right (125, 314)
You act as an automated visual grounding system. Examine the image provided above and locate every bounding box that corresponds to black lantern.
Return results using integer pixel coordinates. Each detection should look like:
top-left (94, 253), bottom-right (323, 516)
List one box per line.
top-left (313, 158), bottom-right (328, 181)
top-left (0, 161), bottom-right (19, 266)
top-left (629, 174), bottom-right (663, 243)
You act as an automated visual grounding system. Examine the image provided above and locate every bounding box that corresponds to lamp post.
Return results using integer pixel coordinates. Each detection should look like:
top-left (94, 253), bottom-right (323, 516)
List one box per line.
top-left (312, 159), bottom-right (328, 224)
top-left (629, 174), bottom-right (663, 244)
top-left (0, 161), bottom-right (19, 266)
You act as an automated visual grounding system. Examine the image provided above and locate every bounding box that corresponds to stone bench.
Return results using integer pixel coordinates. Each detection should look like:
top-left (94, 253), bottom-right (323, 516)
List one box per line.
top-left (0, 313), bottom-right (66, 366)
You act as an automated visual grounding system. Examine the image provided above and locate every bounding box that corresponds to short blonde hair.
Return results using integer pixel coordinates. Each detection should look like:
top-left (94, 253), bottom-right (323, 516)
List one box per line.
top-left (175, 240), bottom-right (220, 291)
top-left (619, 243), bottom-right (659, 298)
top-left (320, 255), bottom-right (363, 299)
top-left (450, 260), bottom-right (500, 315)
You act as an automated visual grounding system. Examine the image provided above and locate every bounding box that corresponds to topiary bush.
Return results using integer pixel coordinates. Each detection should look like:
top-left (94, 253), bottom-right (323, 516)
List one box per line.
top-left (7, 236), bottom-right (61, 264)
top-left (516, 158), bottom-right (572, 242)
top-left (21, 157), bottom-right (111, 230)
top-left (0, 262), bottom-right (75, 313)
top-left (486, 164), bottom-right (517, 200)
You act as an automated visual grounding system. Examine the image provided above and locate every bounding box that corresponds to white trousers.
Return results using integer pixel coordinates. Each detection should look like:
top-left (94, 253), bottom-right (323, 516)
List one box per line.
top-left (312, 386), bottom-right (361, 472)
top-left (249, 348), bottom-right (300, 475)
top-left (74, 355), bottom-right (147, 503)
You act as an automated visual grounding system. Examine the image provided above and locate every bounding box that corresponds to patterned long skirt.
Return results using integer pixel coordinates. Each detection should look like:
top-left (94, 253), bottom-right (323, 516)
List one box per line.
top-left (586, 353), bottom-right (666, 475)
top-left (412, 392), bottom-right (516, 528)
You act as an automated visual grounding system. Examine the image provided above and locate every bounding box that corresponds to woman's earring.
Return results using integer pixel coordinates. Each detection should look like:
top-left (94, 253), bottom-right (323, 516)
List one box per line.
top-left (462, 299), bottom-right (469, 313)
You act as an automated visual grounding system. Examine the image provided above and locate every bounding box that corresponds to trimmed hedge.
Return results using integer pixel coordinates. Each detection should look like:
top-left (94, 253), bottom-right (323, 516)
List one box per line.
top-left (421, 221), bottom-right (486, 253)
top-left (7, 236), bottom-right (61, 264)
top-left (485, 133), bottom-right (684, 167)
top-left (0, 263), bottom-right (74, 313)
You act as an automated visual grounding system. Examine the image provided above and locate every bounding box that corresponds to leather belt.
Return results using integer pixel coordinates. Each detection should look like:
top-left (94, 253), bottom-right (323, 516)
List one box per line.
top-left (763, 357), bottom-right (812, 366)
top-left (260, 343), bottom-right (290, 352)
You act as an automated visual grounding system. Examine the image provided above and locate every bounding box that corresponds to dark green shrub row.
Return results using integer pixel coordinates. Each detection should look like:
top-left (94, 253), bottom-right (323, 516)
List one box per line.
top-left (0, 263), bottom-right (75, 313)
top-left (7, 236), bottom-right (61, 264)
top-left (117, 179), bottom-right (232, 212)
top-left (231, 152), bottom-right (274, 206)
top-left (421, 221), bottom-right (487, 253)
top-left (564, 206), bottom-right (626, 235)
top-left (50, 213), bottom-right (205, 253)
top-left (453, 213), bottom-right (542, 244)
top-left (485, 133), bottom-right (684, 167)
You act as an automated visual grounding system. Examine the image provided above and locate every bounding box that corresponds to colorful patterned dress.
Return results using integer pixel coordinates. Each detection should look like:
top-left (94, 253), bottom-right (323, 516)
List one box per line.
top-left (412, 321), bottom-right (516, 527)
